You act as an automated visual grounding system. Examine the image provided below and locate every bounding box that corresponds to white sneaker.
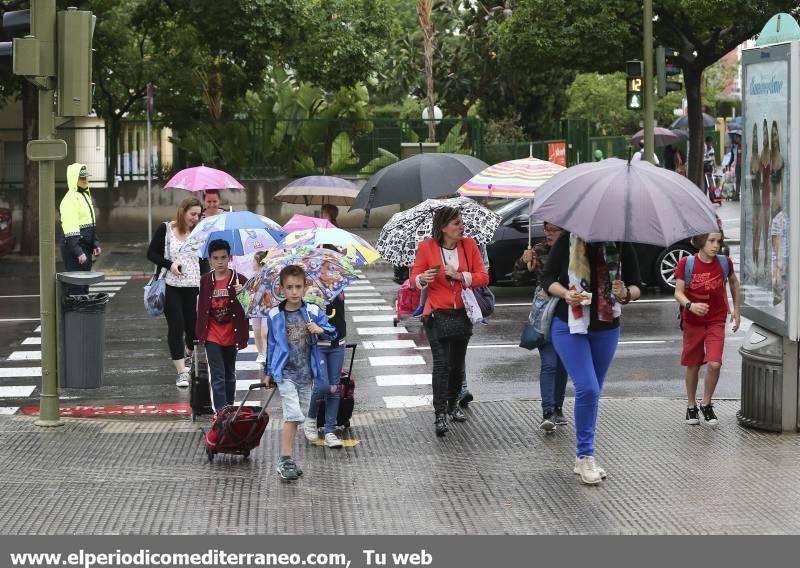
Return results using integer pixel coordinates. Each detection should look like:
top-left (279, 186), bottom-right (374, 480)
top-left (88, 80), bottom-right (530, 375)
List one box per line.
top-left (175, 370), bottom-right (191, 388)
top-left (303, 418), bottom-right (319, 442)
top-left (573, 456), bottom-right (603, 485)
top-left (256, 353), bottom-right (266, 364)
top-left (574, 457), bottom-right (607, 479)
top-left (324, 432), bottom-right (343, 448)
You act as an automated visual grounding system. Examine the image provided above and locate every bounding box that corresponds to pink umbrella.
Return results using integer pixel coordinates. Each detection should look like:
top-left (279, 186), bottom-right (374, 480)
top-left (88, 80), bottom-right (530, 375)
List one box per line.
top-left (282, 214), bottom-right (335, 233)
top-left (163, 165), bottom-right (244, 192)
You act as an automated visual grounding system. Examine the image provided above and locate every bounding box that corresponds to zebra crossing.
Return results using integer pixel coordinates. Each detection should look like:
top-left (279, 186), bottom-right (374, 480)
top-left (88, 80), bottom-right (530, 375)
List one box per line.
top-left (0, 275), bottom-right (132, 414)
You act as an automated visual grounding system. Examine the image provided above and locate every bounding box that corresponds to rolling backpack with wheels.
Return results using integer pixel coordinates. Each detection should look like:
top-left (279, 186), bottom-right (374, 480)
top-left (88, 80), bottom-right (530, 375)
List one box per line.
top-left (317, 343), bottom-right (357, 430)
top-left (190, 342), bottom-right (213, 421)
top-left (205, 383), bottom-right (276, 462)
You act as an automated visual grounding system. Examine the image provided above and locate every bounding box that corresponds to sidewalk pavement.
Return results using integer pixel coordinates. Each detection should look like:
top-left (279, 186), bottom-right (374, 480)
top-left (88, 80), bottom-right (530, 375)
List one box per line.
top-left (1, 398), bottom-right (798, 535)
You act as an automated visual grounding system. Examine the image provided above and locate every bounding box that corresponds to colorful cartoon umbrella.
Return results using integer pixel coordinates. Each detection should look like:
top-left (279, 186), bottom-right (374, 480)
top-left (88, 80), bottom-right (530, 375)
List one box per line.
top-left (275, 176), bottom-right (360, 206)
top-left (181, 211), bottom-right (287, 258)
top-left (282, 214), bottom-right (336, 233)
top-left (163, 165), bottom-right (244, 192)
top-left (376, 196), bottom-right (501, 267)
top-left (282, 227), bottom-right (381, 267)
top-left (238, 246), bottom-right (358, 317)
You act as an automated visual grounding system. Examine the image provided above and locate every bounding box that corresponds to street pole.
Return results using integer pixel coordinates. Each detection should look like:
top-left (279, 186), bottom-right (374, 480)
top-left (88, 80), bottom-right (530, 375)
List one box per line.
top-left (33, 0), bottom-right (62, 427)
top-left (643, 0), bottom-right (655, 163)
top-left (146, 103), bottom-right (152, 241)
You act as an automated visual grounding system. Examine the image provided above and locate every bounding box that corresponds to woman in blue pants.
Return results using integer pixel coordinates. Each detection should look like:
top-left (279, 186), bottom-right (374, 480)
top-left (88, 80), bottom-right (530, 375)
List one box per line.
top-left (540, 232), bottom-right (641, 485)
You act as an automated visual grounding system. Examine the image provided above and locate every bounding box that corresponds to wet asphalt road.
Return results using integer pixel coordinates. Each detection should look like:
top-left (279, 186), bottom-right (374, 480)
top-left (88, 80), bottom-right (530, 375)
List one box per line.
top-left (0, 244), bottom-right (747, 415)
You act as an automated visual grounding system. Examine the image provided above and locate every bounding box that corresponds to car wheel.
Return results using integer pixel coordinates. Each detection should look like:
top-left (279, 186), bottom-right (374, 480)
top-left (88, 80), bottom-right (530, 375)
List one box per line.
top-left (656, 244), bottom-right (694, 291)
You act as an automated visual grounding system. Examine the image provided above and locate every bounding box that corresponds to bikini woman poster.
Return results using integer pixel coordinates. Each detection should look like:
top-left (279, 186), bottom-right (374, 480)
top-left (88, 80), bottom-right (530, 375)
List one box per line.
top-left (741, 57), bottom-right (789, 323)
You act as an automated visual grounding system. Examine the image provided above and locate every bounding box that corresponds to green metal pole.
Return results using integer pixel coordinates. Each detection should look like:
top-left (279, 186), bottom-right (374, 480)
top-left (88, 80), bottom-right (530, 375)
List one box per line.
top-left (643, 0), bottom-right (655, 163)
top-left (34, 0), bottom-right (62, 427)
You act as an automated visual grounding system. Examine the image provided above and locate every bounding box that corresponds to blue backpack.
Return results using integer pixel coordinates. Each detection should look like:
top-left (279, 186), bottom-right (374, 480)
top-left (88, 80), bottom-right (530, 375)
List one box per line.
top-left (678, 254), bottom-right (730, 329)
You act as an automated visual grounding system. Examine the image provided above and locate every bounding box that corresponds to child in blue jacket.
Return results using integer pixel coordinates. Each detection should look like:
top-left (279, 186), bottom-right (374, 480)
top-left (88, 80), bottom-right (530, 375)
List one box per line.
top-left (263, 265), bottom-right (336, 481)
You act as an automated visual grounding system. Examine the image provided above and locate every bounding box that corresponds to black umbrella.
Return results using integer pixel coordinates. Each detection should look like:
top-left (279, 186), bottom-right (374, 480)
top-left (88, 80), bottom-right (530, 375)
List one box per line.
top-left (349, 153), bottom-right (489, 211)
top-left (670, 112), bottom-right (716, 129)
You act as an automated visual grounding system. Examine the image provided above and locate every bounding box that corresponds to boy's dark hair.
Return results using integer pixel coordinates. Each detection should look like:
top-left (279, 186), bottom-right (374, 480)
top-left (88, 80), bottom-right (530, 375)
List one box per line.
top-left (691, 232), bottom-right (724, 250)
top-left (208, 239), bottom-right (231, 256)
top-left (279, 264), bottom-right (306, 285)
top-left (204, 189), bottom-right (220, 197)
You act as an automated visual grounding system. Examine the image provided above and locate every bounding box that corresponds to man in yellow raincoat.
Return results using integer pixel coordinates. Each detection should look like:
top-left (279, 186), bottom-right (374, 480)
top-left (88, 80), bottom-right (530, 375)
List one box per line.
top-left (59, 163), bottom-right (101, 294)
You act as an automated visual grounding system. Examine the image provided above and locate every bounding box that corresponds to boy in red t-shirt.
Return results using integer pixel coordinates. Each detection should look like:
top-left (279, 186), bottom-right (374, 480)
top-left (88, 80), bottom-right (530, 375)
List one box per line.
top-left (674, 232), bottom-right (740, 425)
top-left (196, 239), bottom-right (249, 412)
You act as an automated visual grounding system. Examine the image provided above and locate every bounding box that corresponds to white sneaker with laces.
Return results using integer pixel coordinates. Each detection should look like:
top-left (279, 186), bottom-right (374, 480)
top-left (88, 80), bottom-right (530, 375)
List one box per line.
top-left (175, 370), bottom-right (191, 388)
top-left (303, 418), bottom-right (319, 442)
top-left (573, 456), bottom-right (603, 485)
top-left (574, 457), bottom-right (607, 479)
top-left (324, 432), bottom-right (343, 448)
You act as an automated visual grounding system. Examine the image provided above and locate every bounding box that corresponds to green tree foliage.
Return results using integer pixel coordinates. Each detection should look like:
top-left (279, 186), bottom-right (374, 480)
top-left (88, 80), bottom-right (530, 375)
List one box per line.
top-left (498, 0), bottom-right (799, 183)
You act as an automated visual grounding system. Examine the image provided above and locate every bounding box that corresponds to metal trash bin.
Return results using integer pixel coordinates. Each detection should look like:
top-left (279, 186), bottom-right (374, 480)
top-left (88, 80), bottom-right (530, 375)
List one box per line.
top-left (738, 324), bottom-right (784, 431)
top-left (57, 272), bottom-right (107, 389)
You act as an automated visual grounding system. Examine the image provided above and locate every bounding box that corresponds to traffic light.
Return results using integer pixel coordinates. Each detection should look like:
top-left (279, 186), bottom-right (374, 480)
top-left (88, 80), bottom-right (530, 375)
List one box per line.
top-left (656, 46), bottom-right (683, 98)
top-left (626, 60), bottom-right (643, 110)
top-left (57, 8), bottom-right (95, 117)
top-left (0, 10), bottom-right (31, 69)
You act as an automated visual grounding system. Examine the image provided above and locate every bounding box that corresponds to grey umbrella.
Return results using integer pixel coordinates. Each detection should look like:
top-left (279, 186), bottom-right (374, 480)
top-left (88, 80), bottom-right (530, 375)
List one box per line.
top-left (529, 158), bottom-right (719, 247)
top-left (630, 127), bottom-right (680, 147)
top-left (671, 112), bottom-right (716, 129)
top-left (349, 153), bottom-right (489, 211)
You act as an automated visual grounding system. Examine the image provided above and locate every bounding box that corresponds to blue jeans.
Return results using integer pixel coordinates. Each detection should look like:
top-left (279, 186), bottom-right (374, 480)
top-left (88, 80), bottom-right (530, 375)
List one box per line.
top-left (205, 342), bottom-right (237, 412)
top-left (538, 340), bottom-right (567, 414)
top-left (308, 344), bottom-right (344, 433)
top-left (550, 318), bottom-right (620, 458)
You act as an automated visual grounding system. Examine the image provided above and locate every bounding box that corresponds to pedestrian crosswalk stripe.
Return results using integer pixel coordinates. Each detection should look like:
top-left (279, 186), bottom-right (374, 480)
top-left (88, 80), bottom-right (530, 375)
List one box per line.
top-left (344, 291), bottom-right (381, 297)
top-left (347, 305), bottom-right (393, 311)
top-left (347, 285), bottom-right (376, 291)
top-left (383, 395), bottom-right (432, 408)
top-left (90, 286), bottom-right (123, 292)
top-left (376, 374), bottom-right (431, 386)
top-left (0, 385), bottom-right (36, 397)
top-left (238, 344), bottom-right (259, 354)
top-left (0, 367), bottom-right (41, 378)
top-left (8, 351), bottom-right (40, 361)
top-left (362, 340), bottom-right (416, 349)
top-left (235, 361), bottom-right (263, 371)
top-left (34, 326), bottom-right (41, 333)
top-left (345, 298), bottom-right (387, 304)
top-left (103, 276), bottom-right (131, 281)
top-left (0, 407), bottom-right (19, 415)
top-left (357, 327), bottom-right (408, 335)
top-left (235, 379), bottom-right (262, 390)
top-left (348, 280), bottom-right (372, 285)
top-left (369, 355), bottom-right (425, 366)
top-left (352, 315), bottom-right (395, 322)
top-left (22, 337), bottom-right (41, 345)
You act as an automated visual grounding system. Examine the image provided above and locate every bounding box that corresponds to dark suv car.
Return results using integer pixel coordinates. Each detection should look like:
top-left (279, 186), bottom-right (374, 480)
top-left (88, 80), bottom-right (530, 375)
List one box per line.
top-left (486, 199), bottom-right (710, 291)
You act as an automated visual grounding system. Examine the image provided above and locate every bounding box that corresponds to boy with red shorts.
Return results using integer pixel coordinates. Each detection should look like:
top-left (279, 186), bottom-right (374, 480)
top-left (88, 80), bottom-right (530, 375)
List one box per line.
top-left (674, 232), bottom-right (740, 425)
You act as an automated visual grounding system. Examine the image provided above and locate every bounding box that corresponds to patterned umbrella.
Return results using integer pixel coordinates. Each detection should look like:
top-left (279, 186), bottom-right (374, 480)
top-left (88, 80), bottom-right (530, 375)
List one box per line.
top-left (282, 228), bottom-right (381, 267)
top-left (163, 165), bottom-right (244, 192)
top-left (376, 197), bottom-right (501, 267)
top-left (275, 176), bottom-right (359, 206)
top-left (238, 246), bottom-right (358, 317)
top-left (181, 211), bottom-right (286, 258)
top-left (458, 157), bottom-right (565, 199)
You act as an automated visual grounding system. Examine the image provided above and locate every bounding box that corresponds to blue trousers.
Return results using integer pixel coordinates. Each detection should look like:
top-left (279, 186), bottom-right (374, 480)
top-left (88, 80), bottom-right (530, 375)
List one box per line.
top-left (205, 342), bottom-right (237, 412)
top-left (550, 318), bottom-right (620, 457)
top-left (308, 344), bottom-right (344, 433)
top-left (538, 340), bottom-right (567, 414)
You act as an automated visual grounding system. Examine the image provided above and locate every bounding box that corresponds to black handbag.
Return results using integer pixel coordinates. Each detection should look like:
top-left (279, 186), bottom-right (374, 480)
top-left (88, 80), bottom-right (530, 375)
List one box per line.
top-left (426, 309), bottom-right (472, 341)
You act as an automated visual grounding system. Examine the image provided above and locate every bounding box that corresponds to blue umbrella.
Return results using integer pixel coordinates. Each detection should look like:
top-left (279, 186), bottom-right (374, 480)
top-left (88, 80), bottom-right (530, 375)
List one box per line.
top-left (182, 211), bottom-right (287, 257)
top-left (201, 228), bottom-right (282, 257)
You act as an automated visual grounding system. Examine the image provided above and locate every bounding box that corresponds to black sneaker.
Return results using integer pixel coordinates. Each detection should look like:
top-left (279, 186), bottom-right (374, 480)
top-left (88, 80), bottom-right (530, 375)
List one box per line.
top-left (553, 409), bottom-right (568, 426)
top-left (685, 406), bottom-right (700, 425)
top-left (699, 403), bottom-right (718, 425)
top-left (539, 413), bottom-right (555, 431)
top-left (434, 413), bottom-right (449, 437)
top-left (449, 406), bottom-right (467, 422)
top-left (277, 459), bottom-right (300, 481)
top-left (458, 389), bottom-right (474, 408)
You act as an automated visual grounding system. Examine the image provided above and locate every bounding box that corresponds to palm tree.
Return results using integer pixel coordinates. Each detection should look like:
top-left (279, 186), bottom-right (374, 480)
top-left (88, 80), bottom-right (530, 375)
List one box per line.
top-left (417, 0), bottom-right (436, 142)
